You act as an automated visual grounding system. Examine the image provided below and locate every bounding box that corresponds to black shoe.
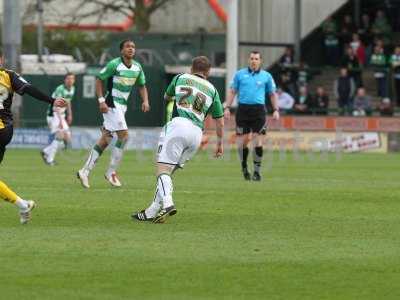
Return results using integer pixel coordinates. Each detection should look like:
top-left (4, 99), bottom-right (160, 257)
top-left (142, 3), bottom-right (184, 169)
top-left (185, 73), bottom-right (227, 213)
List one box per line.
top-left (153, 206), bottom-right (177, 223)
top-left (252, 172), bottom-right (262, 181)
top-left (40, 150), bottom-right (48, 164)
top-left (132, 209), bottom-right (154, 222)
top-left (242, 169), bottom-right (251, 181)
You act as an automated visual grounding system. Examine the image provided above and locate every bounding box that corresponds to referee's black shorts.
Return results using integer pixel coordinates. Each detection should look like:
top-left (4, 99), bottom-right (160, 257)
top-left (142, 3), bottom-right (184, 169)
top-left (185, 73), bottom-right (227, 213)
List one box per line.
top-left (235, 104), bottom-right (267, 135)
top-left (0, 124), bottom-right (13, 164)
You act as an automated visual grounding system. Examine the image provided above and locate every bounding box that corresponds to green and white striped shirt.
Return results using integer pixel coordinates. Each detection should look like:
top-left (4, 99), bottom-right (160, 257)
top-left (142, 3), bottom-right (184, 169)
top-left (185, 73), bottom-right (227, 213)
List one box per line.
top-left (47, 84), bottom-right (75, 117)
top-left (165, 73), bottom-right (223, 129)
top-left (98, 57), bottom-right (146, 107)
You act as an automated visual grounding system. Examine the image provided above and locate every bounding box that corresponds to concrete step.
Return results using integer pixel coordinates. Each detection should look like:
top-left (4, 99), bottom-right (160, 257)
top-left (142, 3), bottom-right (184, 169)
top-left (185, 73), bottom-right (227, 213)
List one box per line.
top-left (307, 67), bottom-right (382, 108)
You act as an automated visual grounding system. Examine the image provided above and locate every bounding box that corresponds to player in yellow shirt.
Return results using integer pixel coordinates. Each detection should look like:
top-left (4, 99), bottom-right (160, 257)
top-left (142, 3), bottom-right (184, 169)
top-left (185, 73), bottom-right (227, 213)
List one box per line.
top-left (0, 54), bottom-right (65, 224)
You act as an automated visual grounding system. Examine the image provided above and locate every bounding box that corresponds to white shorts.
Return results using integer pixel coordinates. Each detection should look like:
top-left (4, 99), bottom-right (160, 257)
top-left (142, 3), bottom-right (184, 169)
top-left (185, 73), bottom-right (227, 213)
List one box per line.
top-left (47, 116), bottom-right (69, 134)
top-left (103, 103), bottom-right (128, 132)
top-left (157, 117), bottom-right (203, 167)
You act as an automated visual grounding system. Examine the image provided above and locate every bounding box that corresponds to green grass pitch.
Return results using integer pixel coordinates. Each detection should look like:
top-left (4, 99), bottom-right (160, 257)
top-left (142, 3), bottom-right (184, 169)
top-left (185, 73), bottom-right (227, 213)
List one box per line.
top-left (1, 149), bottom-right (399, 300)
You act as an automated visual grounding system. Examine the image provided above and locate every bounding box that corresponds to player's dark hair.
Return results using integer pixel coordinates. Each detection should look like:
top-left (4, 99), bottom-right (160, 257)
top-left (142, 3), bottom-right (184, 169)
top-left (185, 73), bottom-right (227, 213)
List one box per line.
top-left (65, 72), bottom-right (75, 78)
top-left (119, 39), bottom-right (135, 51)
top-left (250, 51), bottom-right (262, 58)
top-left (192, 56), bottom-right (211, 74)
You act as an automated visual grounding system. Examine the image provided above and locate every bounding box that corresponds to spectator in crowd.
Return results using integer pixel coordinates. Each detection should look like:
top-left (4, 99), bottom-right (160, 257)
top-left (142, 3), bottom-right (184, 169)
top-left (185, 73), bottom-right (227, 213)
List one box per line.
top-left (278, 47), bottom-right (295, 92)
top-left (322, 17), bottom-right (340, 65)
top-left (350, 33), bottom-right (366, 65)
top-left (370, 45), bottom-right (388, 97)
top-left (279, 46), bottom-right (294, 71)
top-left (293, 86), bottom-right (312, 114)
top-left (358, 13), bottom-right (373, 48)
top-left (312, 86), bottom-right (330, 115)
top-left (389, 45), bottom-right (400, 106)
top-left (382, 0), bottom-right (397, 29)
top-left (371, 10), bottom-right (392, 46)
top-left (278, 72), bottom-right (297, 97)
top-left (373, 37), bottom-right (390, 56)
top-left (374, 37), bottom-right (385, 50)
top-left (294, 61), bottom-right (310, 87)
top-left (352, 87), bottom-right (372, 116)
top-left (322, 16), bottom-right (338, 36)
top-left (389, 0), bottom-right (400, 31)
top-left (378, 97), bottom-right (394, 116)
top-left (334, 67), bottom-right (356, 115)
top-left (342, 46), bottom-right (363, 87)
top-left (340, 14), bottom-right (356, 45)
top-left (276, 88), bottom-right (295, 114)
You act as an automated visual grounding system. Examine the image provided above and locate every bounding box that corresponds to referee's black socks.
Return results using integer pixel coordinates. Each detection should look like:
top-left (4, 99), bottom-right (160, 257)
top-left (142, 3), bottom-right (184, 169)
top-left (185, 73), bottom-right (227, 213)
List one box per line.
top-left (239, 146), bottom-right (249, 170)
top-left (253, 146), bottom-right (263, 174)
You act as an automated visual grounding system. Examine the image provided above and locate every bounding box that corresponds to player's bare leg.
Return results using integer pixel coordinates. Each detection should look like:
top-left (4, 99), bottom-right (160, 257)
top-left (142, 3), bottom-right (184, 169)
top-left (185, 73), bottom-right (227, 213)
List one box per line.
top-left (105, 130), bottom-right (128, 187)
top-left (63, 130), bottom-right (72, 149)
top-left (237, 133), bottom-right (252, 180)
top-left (77, 129), bottom-right (112, 188)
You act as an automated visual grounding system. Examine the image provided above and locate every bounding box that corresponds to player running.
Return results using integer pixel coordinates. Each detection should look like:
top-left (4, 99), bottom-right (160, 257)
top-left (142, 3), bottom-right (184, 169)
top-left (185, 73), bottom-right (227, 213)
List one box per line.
top-left (41, 73), bottom-right (75, 165)
top-left (77, 39), bottom-right (150, 188)
top-left (0, 53), bottom-right (66, 224)
top-left (132, 56), bottom-right (224, 223)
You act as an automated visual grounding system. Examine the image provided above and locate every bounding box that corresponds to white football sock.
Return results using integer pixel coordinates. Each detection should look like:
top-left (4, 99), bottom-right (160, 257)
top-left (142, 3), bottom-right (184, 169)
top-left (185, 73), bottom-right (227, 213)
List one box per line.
top-left (43, 139), bottom-right (58, 156)
top-left (157, 174), bottom-right (174, 209)
top-left (82, 144), bottom-right (103, 174)
top-left (47, 140), bottom-right (64, 162)
top-left (145, 187), bottom-right (162, 218)
top-left (107, 141), bottom-right (125, 175)
top-left (15, 197), bottom-right (28, 210)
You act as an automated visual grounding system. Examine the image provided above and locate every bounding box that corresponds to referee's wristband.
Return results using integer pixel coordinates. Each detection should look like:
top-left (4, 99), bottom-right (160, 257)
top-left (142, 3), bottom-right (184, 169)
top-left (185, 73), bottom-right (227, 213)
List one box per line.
top-left (98, 97), bottom-right (106, 104)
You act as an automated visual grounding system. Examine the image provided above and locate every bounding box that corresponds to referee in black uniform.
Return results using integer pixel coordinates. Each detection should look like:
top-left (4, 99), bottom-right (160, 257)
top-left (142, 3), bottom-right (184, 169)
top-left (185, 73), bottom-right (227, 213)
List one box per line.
top-left (224, 51), bottom-right (279, 181)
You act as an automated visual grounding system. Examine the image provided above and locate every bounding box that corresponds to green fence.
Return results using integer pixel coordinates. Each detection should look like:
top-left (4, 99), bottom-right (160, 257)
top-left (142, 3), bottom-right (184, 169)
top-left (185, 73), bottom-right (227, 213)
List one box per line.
top-left (21, 66), bottom-right (168, 128)
top-left (108, 33), bottom-right (226, 66)
top-left (20, 33), bottom-right (226, 128)
top-left (21, 67), bottom-right (226, 128)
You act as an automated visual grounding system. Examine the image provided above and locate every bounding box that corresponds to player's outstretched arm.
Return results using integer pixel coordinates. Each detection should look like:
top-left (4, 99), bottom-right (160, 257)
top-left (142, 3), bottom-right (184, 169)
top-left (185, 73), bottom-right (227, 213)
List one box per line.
top-left (24, 85), bottom-right (65, 107)
top-left (8, 70), bottom-right (65, 107)
top-left (214, 117), bottom-right (224, 158)
top-left (139, 85), bottom-right (150, 112)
